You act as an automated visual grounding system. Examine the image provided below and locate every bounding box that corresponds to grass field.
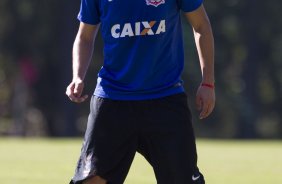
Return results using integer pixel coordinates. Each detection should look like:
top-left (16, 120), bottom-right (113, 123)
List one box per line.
top-left (0, 138), bottom-right (281, 184)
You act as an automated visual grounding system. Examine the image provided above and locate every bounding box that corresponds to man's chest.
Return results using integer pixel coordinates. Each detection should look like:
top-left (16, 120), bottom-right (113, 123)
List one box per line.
top-left (98, 0), bottom-right (179, 21)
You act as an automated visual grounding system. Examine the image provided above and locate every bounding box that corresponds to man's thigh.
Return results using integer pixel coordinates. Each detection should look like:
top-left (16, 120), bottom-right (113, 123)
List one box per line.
top-left (137, 93), bottom-right (205, 184)
top-left (70, 96), bottom-right (138, 184)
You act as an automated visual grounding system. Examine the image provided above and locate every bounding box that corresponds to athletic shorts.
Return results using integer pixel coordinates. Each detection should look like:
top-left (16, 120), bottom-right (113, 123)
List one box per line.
top-left (70, 93), bottom-right (205, 184)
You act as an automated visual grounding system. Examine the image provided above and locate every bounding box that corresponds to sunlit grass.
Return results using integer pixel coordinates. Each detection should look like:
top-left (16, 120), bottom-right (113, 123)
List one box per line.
top-left (0, 138), bottom-right (281, 184)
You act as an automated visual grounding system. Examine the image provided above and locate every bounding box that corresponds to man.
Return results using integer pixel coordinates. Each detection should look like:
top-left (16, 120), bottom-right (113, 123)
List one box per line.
top-left (66, 0), bottom-right (215, 183)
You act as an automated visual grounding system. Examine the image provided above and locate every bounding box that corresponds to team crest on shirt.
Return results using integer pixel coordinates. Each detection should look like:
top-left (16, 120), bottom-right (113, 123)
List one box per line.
top-left (146, 0), bottom-right (165, 7)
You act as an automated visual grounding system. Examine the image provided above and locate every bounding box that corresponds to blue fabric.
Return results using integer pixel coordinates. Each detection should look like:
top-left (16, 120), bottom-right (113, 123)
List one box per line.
top-left (179, 0), bottom-right (203, 12)
top-left (78, 0), bottom-right (203, 100)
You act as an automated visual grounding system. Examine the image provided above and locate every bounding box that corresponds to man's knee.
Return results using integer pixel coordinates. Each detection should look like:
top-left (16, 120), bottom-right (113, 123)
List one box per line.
top-left (83, 176), bottom-right (107, 184)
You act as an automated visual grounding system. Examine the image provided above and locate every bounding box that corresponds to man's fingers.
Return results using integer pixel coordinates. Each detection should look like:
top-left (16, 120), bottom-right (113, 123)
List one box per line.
top-left (66, 83), bottom-right (75, 96)
top-left (196, 95), bottom-right (202, 111)
top-left (199, 101), bottom-right (209, 119)
top-left (200, 104), bottom-right (211, 119)
top-left (67, 93), bottom-right (77, 102)
top-left (74, 83), bottom-right (84, 97)
top-left (77, 94), bottom-right (88, 103)
top-left (75, 94), bottom-right (88, 103)
top-left (68, 94), bottom-right (88, 103)
top-left (66, 81), bottom-right (88, 103)
top-left (199, 100), bottom-right (215, 119)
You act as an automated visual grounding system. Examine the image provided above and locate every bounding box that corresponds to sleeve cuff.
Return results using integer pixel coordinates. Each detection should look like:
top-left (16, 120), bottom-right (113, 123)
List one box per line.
top-left (77, 14), bottom-right (100, 25)
top-left (181, 0), bottom-right (203, 13)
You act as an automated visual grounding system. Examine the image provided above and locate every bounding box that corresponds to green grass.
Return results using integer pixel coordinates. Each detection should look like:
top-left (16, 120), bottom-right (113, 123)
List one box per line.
top-left (0, 138), bottom-right (281, 184)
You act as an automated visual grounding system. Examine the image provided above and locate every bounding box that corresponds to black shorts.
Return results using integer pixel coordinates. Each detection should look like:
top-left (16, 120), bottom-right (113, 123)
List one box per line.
top-left (70, 93), bottom-right (205, 184)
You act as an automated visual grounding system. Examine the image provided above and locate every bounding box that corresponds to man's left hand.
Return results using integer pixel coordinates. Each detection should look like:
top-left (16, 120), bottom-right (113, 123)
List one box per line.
top-left (195, 84), bottom-right (216, 119)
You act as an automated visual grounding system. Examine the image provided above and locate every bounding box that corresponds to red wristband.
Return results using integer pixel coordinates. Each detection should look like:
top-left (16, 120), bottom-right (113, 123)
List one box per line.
top-left (201, 83), bottom-right (215, 89)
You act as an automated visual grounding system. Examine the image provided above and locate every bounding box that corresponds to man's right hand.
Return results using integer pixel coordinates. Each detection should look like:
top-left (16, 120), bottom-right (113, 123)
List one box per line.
top-left (66, 79), bottom-right (88, 103)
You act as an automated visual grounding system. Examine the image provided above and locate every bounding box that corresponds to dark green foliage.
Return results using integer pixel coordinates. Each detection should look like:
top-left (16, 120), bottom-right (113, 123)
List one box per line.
top-left (0, 0), bottom-right (281, 138)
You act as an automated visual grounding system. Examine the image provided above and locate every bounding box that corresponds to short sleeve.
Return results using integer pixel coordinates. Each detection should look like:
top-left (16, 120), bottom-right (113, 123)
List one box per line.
top-left (179, 0), bottom-right (203, 12)
top-left (77, 0), bottom-right (100, 25)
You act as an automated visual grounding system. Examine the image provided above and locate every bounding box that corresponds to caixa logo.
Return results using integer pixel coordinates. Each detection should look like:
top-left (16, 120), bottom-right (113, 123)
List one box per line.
top-left (111, 20), bottom-right (166, 38)
top-left (146, 0), bottom-right (165, 7)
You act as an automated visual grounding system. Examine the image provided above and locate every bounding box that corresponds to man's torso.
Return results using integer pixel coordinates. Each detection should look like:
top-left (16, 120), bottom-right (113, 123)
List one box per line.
top-left (78, 0), bottom-right (203, 100)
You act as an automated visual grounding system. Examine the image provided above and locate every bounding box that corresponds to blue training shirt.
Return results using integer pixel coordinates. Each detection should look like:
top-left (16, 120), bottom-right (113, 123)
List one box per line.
top-left (78, 0), bottom-right (203, 100)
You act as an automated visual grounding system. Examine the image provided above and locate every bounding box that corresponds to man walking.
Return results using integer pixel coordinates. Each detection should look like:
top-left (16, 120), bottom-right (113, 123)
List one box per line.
top-left (66, 0), bottom-right (215, 183)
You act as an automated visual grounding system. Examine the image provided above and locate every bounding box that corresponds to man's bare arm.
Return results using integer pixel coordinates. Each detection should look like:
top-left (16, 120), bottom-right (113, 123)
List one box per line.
top-left (185, 5), bottom-right (215, 119)
top-left (66, 23), bottom-right (100, 103)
